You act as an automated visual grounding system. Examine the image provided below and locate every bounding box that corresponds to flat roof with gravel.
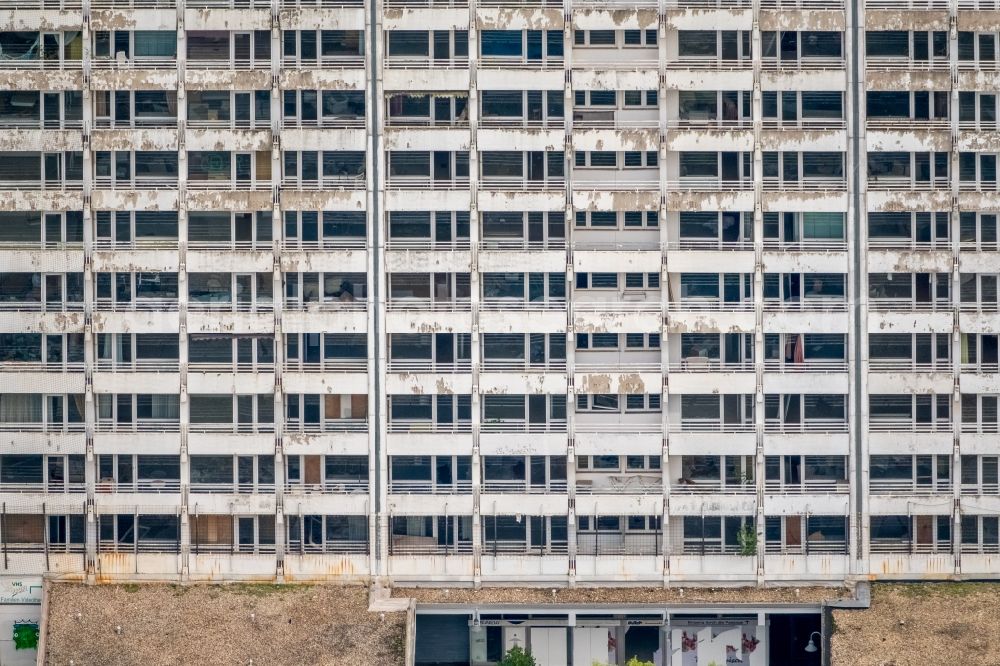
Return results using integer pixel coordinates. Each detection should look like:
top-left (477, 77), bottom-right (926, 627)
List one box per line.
top-left (44, 583), bottom-right (406, 666)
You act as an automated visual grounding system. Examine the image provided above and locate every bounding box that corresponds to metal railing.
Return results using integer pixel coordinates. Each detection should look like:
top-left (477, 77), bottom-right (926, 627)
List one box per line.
top-left (576, 533), bottom-right (659, 556)
top-left (480, 480), bottom-right (567, 494)
top-left (285, 359), bottom-right (367, 373)
top-left (0, 482), bottom-right (85, 493)
top-left (189, 483), bottom-right (276, 494)
top-left (0, 422), bottom-right (85, 433)
top-left (868, 360), bottom-right (952, 373)
top-left (387, 480), bottom-right (472, 494)
top-left (389, 539), bottom-right (472, 556)
top-left (480, 420), bottom-right (567, 433)
top-left (764, 540), bottom-right (848, 555)
top-left (667, 420), bottom-right (755, 433)
top-left (385, 298), bottom-right (470, 312)
top-left (94, 480), bottom-right (181, 493)
top-left (387, 420), bottom-right (472, 434)
top-left (386, 360), bottom-right (471, 373)
top-left (187, 423), bottom-right (275, 434)
top-left (671, 480), bottom-right (755, 495)
top-left (285, 480), bottom-right (369, 494)
top-left (868, 419), bottom-right (952, 433)
top-left (283, 419), bottom-right (368, 433)
top-left (763, 419), bottom-right (849, 434)
top-left (763, 480), bottom-right (848, 494)
top-left (284, 540), bottom-right (369, 555)
top-left (870, 539), bottom-right (951, 554)
top-left (94, 420), bottom-right (181, 433)
top-left (870, 479), bottom-right (952, 495)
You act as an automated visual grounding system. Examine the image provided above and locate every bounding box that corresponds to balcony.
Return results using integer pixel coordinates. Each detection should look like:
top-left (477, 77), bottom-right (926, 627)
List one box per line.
top-left (480, 480), bottom-right (567, 494)
top-left (286, 480), bottom-right (368, 494)
top-left (667, 178), bottom-right (753, 192)
top-left (480, 176), bottom-right (564, 192)
top-left (386, 297), bottom-right (470, 312)
top-left (91, 57), bottom-right (176, 71)
top-left (763, 480), bottom-right (848, 495)
top-left (762, 298), bottom-right (847, 313)
top-left (93, 298), bottom-right (178, 312)
top-left (672, 480), bottom-right (754, 495)
top-left (190, 482), bottom-right (276, 494)
top-left (384, 176), bottom-right (470, 191)
top-left (482, 298), bottom-right (566, 312)
top-left (479, 419), bottom-right (566, 434)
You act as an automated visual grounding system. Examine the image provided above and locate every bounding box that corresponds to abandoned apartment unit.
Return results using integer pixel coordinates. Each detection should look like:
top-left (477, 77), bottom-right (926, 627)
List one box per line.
top-left (5, 0), bottom-right (1000, 595)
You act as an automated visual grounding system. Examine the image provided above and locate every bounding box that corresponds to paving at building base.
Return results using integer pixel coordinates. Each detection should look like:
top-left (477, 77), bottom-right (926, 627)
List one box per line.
top-left (36, 581), bottom-right (1000, 665)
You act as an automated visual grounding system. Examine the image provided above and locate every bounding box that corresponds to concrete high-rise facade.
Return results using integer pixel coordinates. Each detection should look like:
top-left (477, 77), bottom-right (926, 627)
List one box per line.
top-left (0, 0), bottom-right (997, 587)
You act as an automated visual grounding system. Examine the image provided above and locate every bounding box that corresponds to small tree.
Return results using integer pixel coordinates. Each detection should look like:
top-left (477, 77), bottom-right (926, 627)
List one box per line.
top-left (499, 645), bottom-right (537, 666)
top-left (737, 524), bottom-right (757, 556)
top-left (625, 657), bottom-right (655, 666)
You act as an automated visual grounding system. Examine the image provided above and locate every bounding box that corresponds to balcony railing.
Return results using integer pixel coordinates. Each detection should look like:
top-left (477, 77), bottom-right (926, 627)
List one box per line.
top-left (188, 362), bottom-right (275, 374)
top-left (870, 479), bottom-right (952, 495)
top-left (666, 299), bottom-right (754, 312)
top-left (576, 477), bottom-right (662, 494)
top-left (480, 359), bottom-right (567, 372)
top-left (0, 481), bottom-right (85, 493)
top-left (0, 58), bottom-right (82, 70)
top-left (868, 418), bottom-right (952, 433)
top-left (760, 57), bottom-right (846, 71)
top-left (478, 57), bottom-right (564, 70)
top-left (671, 480), bottom-right (755, 495)
top-left (387, 480), bottom-right (472, 494)
top-left (189, 483), bottom-right (276, 494)
top-left (763, 480), bottom-right (848, 494)
top-left (187, 179), bottom-right (272, 192)
top-left (186, 59), bottom-right (271, 71)
top-left (762, 298), bottom-right (848, 312)
top-left (0, 422), bottom-right (85, 433)
top-left (869, 298), bottom-right (950, 312)
top-left (868, 359), bottom-right (952, 373)
top-left (91, 58), bottom-right (176, 70)
top-left (384, 57), bottom-right (470, 70)
top-left (281, 176), bottom-right (365, 190)
top-left (761, 177), bottom-right (846, 191)
top-left (94, 419), bottom-right (180, 433)
top-left (480, 420), bottom-right (567, 433)
top-left (667, 359), bottom-right (753, 373)
top-left (188, 423), bottom-right (275, 434)
top-left (386, 360), bottom-right (471, 373)
top-left (285, 540), bottom-right (369, 555)
top-left (0, 362), bottom-right (85, 373)
top-left (97, 540), bottom-right (180, 554)
top-left (574, 422), bottom-right (662, 434)
top-left (665, 57), bottom-right (751, 71)
top-left (285, 480), bottom-right (368, 494)
top-left (482, 298), bottom-right (566, 312)
top-left (387, 420), bottom-right (472, 434)
top-left (93, 176), bottom-right (178, 190)
top-left (763, 359), bottom-right (848, 373)
top-left (667, 178), bottom-right (753, 192)
top-left (0, 301), bottom-right (84, 313)
top-left (389, 539), bottom-right (472, 556)
top-left (386, 298), bottom-right (470, 312)
top-left (480, 177), bottom-right (564, 191)
top-left (867, 177), bottom-right (949, 191)
top-left (280, 56), bottom-right (365, 69)
top-left (576, 533), bottom-right (659, 556)
top-left (870, 539), bottom-right (951, 554)
top-left (283, 299), bottom-right (367, 312)
top-left (764, 540), bottom-right (848, 555)
top-left (95, 480), bottom-right (181, 493)
top-left (284, 419), bottom-right (368, 433)
top-left (668, 420), bottom-right (754, 433)
top-left (385, 176), bottom-right (469, 191)
top-left (961, 483), bottom-right (1000, 496)
top-left (481, 480), bottom-right (567, 494)
top-left (483, 539), bottom-right (569, 556)
top-left (960, 423), bottom-right (1000, 434)
top-left (285, 359), bottom-right (367, 373)
top-left (0, 179), bottom-right (84, 191)
top-left (478, 117), bottom-right (564, 129)
top-left (764, 419), bottom-right (849, 434)
top-left (93, 299), bottom-right (178, 312)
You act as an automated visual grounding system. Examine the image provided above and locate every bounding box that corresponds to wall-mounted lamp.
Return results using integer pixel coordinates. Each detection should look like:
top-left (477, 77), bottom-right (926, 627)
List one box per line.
top-left (804, 631), bottom-right (822, 653)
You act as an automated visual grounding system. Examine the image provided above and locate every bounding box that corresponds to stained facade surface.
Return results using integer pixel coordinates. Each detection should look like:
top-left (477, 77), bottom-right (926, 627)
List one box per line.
top-left (0, 0), bottom-right (997, 585)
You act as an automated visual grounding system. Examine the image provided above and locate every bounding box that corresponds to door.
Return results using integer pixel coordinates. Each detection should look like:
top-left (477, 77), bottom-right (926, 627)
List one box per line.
top-left (785, 516), bottom-right (802, 549)
top-left (304, 456), bottom-right (321, 486)
top-left (433, 151), bottom-right (450, 181)
top-left (43, 92), bottom-right (61, 129)
top-left (234, 92), bottom-right (251, 128)
top-left (45, 213), bottom-right (63, 246)
top-left (721, 151), bottom-right (739, 183)
top-left (435, 333), bottom-right (453, 367)
top-left (235, 274), bottom-right (253, 311)
top-left (528, 395), bottom-right (546, 429)
top-left (433, 97), bottom-right (451, 125)
top-left (915, 515), bottom-right (934, 547)
top-left (43, 153), bottom-right (62, 186)
top-left (235, 153), bottom-right (252, 184)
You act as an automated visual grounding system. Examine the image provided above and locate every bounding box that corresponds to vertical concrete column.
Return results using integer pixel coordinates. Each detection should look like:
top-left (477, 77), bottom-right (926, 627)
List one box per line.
top-left (175, 0), bottom-right (190, 579)
top-left (657, 0), bottom-right (669, 581)
top-left (81, 0), bottom-right (97, 580)
top-left (270, 1), bottom-right (286, 579)
top-left (750, 0), bottom-right (765, 585)
top-left (851, 0), bottom-right (870, 567)
top-left (563, 0), bottom-right (576, 586)
top-left (468, 0), bottom-right (483, 588)
top-left (948, 0), bottom-right (962, 569)
top-left (368, 0), bottom-right (390, 579)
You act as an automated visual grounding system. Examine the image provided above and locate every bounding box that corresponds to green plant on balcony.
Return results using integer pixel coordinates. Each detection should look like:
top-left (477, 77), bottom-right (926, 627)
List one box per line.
top-left (737, 524), bottom-right (757, 556)
top-left (499, 646), bottom-right (536, 666)
top-left (625, 657), bottom-right (655, 666)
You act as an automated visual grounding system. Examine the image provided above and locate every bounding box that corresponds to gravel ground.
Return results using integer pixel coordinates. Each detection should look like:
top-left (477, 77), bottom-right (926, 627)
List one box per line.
top-left (44, 583), bottom-right (406, 666)
top-left (395, 585), bottom-right (851, 605)
top-left (832, 583), bottom-right (1000, 666)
